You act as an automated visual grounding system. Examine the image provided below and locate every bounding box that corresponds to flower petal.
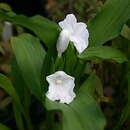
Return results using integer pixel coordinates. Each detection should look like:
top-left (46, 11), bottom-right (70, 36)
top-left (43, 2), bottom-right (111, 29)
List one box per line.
top-left (65, 14), bottom-right (77, 25)
top-left (56, 30), bottom-right (70, 56)
top-left (2, 21), bottom-right (13, 40)
top-left (74, 22), bottom-right (89, 43)
top-left (46, 71), bottom-right (74, 84)
top-left (46, 71), bottom-right (76, 104)
top-left (59, 14), bottom-right (77, 32)
top-left (70, 36), bottom-right (88, 53)
top-left (57, 14), bottom-right (89, 55)
top-left (46, 84), bottom-right (59, 101)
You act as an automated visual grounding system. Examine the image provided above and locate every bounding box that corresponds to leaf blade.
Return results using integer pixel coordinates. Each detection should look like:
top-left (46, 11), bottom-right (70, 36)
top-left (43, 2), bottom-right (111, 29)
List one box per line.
top-left (0, 74), bottom-right (25, 130)
top-left (0, 124), bottom-right (11, 130)
top-left (0, 11), bottom-right (60, 47)
top-left (79, 46), bottom-right (127, 63)
top-left (88, 0), bottom-right (130, 46)
top-left (11, 33), bottom-right (46, 100)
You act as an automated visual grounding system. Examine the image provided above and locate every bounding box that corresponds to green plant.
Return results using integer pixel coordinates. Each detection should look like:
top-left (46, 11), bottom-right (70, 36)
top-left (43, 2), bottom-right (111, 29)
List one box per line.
top-left (0, 0), bottom-right (130, 129)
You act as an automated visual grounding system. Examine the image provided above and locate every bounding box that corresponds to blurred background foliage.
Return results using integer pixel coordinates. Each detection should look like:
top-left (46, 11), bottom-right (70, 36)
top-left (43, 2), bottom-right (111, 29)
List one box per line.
top-left (46, 0), bottom-right (105, 21)
top-left (0, 0), bottom-right (129, 130)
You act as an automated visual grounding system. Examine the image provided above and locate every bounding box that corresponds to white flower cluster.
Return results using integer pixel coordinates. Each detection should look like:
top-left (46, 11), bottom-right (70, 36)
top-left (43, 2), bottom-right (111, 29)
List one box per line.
top-left (46, 14), bottom-right (89, 104)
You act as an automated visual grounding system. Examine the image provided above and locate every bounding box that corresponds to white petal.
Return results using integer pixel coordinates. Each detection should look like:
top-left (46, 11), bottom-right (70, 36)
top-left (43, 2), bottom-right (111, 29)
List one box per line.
top-left (68, 22), bottom-right (89, 53)
top-left (46, 71), bottom-right (74, 84)
top-left (73, 22), bottom-right (89, 44)
top-left (56, 30), bottom-right (70, 56)
top-left (46, 71), bottom-right (76, 104)
top-left (70, 36), bottom-right (88, 53)
top-left (74, 22), bottom-right (88, 38)
top-left (46, 84), bottom-right (59, 101)
top-left (58, 14), bottom-right (77, 32)
top-left (57, 14), bottom-right (89, 55)
top-left (65, 14), bottom-right (77, 25)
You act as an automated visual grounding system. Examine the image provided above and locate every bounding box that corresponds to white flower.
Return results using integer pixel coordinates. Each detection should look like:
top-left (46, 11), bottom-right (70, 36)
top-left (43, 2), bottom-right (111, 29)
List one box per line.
top-left (2, 21), bottom-right (13, 40)
top-left (57, 14), bottom-right (89, 56)
top-left (46, 71), bottom-right (76, 104)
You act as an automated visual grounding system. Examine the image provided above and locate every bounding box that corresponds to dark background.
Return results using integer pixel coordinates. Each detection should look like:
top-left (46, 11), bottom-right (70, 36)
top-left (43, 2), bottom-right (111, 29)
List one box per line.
top-left (0, 0), bottom-right (47, 16)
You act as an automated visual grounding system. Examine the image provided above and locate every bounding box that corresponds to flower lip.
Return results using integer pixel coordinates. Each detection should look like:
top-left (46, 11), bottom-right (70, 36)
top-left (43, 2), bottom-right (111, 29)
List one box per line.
top-left (46, 71), bottom-right (76, 104)
top-left (47, 71), bottom-right (74, 83)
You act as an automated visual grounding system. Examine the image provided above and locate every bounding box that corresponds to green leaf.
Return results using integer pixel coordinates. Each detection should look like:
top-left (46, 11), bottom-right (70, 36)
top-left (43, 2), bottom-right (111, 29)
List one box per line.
top-left (11, 58), bottom-right (28, 100)
top-left (88, 0), bottom-right (130, 46)
top-left (64, 43), bottom-right (77, 75)
top-left (79, 46), bottom-right (127, 63)
top-left (0, 3), bottom-right (12, 11)
top-left (41, 49), bottom-right (55, 95)
top-left (55, 56), bottom-right (64, 71)
top-left (11, 58), bottom-right (32, 127)
top-left (13, 104), bottom-right (25, 130)
top-left (11, 33), bottom-right (46, 100)
top-left (0, 124), bottom-right (11, 130)
top-left (0, 11), bottom-right (60, 48)
top-left (0, 74), bottom-right (25, 130)
top-left (30, 15), bottom-right (60, 47)
top-left (0, 74), bottom-right (33, 130)
top-left (46, 74), bottom-right (106, 130)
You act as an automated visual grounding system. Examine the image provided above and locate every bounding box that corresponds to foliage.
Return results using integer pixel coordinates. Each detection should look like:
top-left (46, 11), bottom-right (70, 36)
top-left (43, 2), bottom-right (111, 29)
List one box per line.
top-left (0, 0), bottom-right (130, 130)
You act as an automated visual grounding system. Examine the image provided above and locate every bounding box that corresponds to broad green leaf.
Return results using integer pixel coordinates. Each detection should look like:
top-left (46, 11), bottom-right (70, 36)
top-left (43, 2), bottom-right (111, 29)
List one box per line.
top-left (11, 33), bottom-right (46, 100)
top-left (0, 11), bottom-right (60, 47)
top-left (11, 58), bottom-right (32, 127)
top-left (79, 46), bottom-right (127, 63)
top-left (30, 15), bottom-right (60, 47)
top-left (46, 74), bottom-right (106, 130)
top-left (0, 124), bottom-right (11, 130)
top-left (88, 0), bottom-right (130, 46)
top-left (11, 58), bottom-right (27, 100)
